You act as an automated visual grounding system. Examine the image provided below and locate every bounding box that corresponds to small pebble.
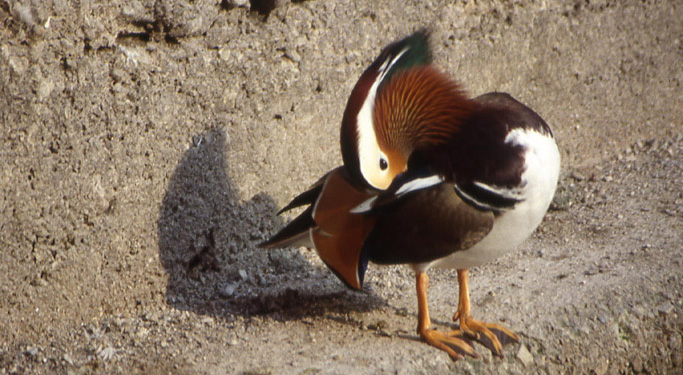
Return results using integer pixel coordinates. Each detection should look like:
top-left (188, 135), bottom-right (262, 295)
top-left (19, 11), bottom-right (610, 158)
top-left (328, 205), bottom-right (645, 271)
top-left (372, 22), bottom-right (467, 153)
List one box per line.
top-left (516, 344), bottom-right (534, 367)
top-left (110, 68), bottom-right (127, 83)
top-left (220, 284), bottom-right (236, 297)
top-left (571, 171), bottom-right (586, 181)
top-left (657, 302), bottom-right (674, 316)
top-left (26, 346), bottom-right (39, 357)
top-left (224, 0), bottom-right (249, 7)
top-left (63, 353), bottom-right (74, 365)
top-left (238, 269), bottom-right (248, 281)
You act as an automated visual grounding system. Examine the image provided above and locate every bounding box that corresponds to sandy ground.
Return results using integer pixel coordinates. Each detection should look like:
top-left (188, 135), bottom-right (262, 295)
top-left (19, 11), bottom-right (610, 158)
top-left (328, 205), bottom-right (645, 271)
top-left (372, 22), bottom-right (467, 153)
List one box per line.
top-left (1, 0), bottom-right (682, 374)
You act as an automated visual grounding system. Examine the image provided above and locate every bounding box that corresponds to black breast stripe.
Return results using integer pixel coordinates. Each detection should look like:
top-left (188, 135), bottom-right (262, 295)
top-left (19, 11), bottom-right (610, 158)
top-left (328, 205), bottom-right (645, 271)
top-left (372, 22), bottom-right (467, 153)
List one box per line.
top-left (453, 181), bottom-right (525, 213)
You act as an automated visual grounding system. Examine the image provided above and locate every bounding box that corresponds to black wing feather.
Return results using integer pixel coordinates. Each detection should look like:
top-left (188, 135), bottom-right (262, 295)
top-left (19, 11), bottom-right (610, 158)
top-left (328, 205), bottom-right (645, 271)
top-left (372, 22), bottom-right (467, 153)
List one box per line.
top-left (363, 183), bottom-right (494, 265)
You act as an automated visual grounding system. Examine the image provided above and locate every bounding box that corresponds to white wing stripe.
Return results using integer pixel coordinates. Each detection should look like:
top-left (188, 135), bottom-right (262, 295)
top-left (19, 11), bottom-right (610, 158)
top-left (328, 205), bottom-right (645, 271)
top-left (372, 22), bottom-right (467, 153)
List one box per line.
top-left (350, 174), bottom-right (442, 214)
top-left (395, 175), bottom-right (443, 195)
top-left (350, 197), bottom-right (377, 214)
top-left (472, 181), bottom-right (525, 200)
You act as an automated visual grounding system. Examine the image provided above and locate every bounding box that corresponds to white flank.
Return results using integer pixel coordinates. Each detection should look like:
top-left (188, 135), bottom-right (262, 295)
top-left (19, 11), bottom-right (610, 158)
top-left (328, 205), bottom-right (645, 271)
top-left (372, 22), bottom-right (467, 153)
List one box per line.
top-left (423, 128), bottom-right (561, 271)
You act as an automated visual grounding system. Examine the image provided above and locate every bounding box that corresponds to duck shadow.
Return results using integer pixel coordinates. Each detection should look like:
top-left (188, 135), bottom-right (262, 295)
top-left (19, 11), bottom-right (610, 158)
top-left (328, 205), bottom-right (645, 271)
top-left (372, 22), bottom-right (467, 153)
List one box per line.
top-left (157, 128), bottom-right (385, 323)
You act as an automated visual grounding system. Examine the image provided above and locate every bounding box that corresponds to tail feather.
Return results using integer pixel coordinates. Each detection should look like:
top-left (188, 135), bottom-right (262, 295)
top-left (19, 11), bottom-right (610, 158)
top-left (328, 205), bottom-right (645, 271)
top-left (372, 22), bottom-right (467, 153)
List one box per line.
top-left (260, 172), bottom-right (331, 247)
top-left (276, 184), bottom-right (323, 215)
top-left (259, 205), bottom-right (314, 248)
top-left (274, 170), bottom-right (331, 215)
top-left (260, 167), bottom-right (377, 290)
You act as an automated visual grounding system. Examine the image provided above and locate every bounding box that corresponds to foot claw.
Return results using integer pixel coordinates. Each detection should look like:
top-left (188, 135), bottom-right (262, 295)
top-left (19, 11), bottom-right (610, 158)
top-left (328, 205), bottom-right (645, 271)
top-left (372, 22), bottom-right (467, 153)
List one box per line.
top-left (459, 318), bottom-right (519, 356)
top-left (420, 329), bottom-right (478, 360)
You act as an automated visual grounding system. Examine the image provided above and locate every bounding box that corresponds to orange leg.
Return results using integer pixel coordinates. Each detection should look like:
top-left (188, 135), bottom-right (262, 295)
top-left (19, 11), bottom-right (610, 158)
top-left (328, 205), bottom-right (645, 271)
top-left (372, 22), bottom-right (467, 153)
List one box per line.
top-left (452, 269), bottom-right (519, 356)
top-left (416, 272), bottom-right (478, 360)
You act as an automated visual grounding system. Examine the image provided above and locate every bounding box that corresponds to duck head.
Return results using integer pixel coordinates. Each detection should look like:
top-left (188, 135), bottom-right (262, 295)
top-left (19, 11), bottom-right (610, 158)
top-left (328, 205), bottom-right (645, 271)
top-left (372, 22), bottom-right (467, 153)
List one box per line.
top-left (340, 30), bottom-right (474, 190)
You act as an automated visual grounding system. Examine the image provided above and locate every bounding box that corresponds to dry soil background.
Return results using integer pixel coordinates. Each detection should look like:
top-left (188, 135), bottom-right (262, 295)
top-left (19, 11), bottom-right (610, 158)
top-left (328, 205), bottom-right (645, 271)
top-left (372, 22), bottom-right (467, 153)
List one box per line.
top-left (1, 0), bottom-right (682, 374)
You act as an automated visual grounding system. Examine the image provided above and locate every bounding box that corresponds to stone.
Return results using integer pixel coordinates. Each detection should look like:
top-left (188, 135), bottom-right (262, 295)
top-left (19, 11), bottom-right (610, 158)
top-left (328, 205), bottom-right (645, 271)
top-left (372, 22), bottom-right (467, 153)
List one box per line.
top-left (517, 344), bottom-right (534, 367)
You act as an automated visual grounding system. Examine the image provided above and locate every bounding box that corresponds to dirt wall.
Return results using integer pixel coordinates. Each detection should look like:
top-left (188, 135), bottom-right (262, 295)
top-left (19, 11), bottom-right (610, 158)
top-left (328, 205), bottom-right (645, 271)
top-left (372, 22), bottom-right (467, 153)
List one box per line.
top-left (1, 1), bottom-right (681, 374)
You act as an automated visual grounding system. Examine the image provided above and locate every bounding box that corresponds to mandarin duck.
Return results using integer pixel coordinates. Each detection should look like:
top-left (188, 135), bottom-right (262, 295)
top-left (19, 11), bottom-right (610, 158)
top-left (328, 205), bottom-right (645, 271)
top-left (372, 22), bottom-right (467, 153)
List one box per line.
top-left (260, 30), bottom-right (560, 360)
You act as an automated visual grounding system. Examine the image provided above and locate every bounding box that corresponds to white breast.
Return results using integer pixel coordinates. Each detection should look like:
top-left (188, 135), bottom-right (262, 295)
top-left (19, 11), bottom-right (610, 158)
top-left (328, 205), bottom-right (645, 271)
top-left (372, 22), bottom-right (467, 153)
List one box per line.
top-left (422, 128), bottom-right (561, 271)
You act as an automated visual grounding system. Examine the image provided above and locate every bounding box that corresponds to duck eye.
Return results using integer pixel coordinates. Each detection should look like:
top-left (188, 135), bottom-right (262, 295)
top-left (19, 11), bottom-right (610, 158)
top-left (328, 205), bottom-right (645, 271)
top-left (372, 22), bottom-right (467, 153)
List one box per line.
top-left (379, 158), bottom-right (388, 171)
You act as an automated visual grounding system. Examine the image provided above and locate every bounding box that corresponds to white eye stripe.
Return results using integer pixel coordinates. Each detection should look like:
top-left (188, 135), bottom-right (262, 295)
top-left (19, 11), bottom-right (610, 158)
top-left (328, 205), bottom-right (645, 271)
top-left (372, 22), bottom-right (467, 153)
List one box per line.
top-left (356, 47), bottom-right (410, 189)
top-left (378, 59), bottom-right (389, 73)
top-left (379, 47), bottom-right (409, 83)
